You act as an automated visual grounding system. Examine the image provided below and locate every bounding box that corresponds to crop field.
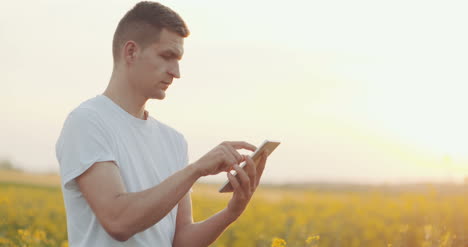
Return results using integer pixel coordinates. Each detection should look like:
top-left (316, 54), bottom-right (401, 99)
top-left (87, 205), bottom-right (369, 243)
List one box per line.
top-left (0, 171), bottom-right (467, 247)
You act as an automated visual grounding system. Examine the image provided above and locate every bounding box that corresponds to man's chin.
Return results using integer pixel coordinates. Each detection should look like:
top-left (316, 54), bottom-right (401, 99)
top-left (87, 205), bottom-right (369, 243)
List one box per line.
top-left (149, 92), bottom-right (166, 100)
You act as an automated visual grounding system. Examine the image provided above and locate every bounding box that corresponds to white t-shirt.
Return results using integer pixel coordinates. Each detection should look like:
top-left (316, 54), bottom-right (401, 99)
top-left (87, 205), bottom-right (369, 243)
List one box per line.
top-left (55, 94), bottom-right (190, 247)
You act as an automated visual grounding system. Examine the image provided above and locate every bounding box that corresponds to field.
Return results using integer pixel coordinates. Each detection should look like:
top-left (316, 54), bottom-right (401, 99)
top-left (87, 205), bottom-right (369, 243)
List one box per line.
top-left (0, 171), bottom-right (467, 247)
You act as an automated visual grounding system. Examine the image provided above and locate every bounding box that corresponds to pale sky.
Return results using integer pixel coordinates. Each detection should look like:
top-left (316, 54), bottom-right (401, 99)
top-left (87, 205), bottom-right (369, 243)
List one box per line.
top-left (1, 0), bottom-right (467, 184)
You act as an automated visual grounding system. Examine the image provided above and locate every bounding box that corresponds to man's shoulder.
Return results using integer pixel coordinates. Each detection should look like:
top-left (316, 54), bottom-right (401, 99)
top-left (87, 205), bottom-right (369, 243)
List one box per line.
top-left (76, 95), bottom-right (107, 112)
top-left (66, 96), bottom-right (107, 124)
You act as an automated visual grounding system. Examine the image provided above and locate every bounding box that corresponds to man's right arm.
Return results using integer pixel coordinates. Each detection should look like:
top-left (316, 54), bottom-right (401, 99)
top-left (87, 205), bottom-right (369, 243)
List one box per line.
top-left (75, 141), bottom-right (256, 242)
top-left (76, 161), bottom-right (200, 242)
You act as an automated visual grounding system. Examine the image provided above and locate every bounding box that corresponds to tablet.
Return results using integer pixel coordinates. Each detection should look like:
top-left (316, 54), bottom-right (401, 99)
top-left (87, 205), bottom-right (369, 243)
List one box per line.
top-left (218, 140), bottom-right (280, 193)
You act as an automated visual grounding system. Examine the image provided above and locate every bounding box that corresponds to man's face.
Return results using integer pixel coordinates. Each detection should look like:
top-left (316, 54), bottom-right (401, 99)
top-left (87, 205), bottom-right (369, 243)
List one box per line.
top-left (128, 28), bottom-right (184, 100)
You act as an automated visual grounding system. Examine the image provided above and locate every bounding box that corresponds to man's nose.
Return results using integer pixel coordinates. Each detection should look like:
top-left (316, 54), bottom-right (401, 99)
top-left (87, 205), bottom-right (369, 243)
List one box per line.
top-left (168, 62), bottom-right (180, 79)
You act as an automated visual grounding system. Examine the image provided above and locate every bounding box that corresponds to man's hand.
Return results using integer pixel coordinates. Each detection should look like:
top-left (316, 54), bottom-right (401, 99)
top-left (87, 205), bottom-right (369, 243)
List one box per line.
top-left (172, 146), bottom-right (268, 247)
top-left (226, 151), bottom-right (268, 218)
top-left (193, 141), bottom-right (256, 177)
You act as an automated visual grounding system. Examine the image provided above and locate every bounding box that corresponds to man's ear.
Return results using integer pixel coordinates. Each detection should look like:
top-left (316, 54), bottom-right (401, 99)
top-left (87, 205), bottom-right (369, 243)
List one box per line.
top-left (123, 40), bottom-right (138, 64)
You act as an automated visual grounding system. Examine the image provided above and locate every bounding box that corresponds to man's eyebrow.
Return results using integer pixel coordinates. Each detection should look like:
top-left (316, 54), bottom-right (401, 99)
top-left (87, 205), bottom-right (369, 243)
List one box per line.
top-left (160, 48), bottom-right (183, 60)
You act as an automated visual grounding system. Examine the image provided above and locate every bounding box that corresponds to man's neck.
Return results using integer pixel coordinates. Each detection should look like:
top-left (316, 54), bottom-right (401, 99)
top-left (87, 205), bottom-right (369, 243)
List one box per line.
top-left (104, 71), bottom-right (148, 120)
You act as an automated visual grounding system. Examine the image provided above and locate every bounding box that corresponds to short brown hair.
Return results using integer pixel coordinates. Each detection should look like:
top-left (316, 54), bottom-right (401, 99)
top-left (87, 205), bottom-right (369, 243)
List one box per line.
top-left (112, 1), bottom-right (189, 62)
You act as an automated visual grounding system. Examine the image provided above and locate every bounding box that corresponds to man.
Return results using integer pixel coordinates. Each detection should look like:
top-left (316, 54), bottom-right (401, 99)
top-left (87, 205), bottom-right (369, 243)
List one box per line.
top-left (55, 1), bottom-right (268, 247)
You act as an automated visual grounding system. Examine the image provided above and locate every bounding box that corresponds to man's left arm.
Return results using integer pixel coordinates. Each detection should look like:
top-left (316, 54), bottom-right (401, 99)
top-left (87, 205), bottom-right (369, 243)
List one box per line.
top-left (173, 152), bottom-right (268, 247)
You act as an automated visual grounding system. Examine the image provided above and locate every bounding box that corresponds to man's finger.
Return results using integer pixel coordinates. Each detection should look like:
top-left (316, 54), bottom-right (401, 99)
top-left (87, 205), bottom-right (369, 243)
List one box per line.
top-left (224, 143), bottom-right (244, 164)
top-left (227, 141), bottom-right (257, 152)
top-left (255, 152), bottom-right (268, 187)
top-left (221, 146), bottom-right (240, 171)
top-left (232, 164), bottom-right (251, 196)
top-left (227, 172), bottom-right (243, 198)
top-left (244, 155), bottom-right (257, 192)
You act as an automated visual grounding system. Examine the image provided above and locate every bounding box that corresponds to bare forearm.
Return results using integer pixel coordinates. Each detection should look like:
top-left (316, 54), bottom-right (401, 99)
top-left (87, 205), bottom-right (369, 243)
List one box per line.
top-left (173, 208), bottom-right (238, 247)
top-left (114, 163), bottom-right (200, 240)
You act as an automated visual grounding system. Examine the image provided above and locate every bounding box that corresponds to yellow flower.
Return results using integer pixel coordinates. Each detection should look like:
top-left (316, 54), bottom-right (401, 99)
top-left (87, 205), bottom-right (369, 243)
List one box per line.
top-left (424, 224), bottom-right (433, 240)
top-left (271, 237), bottom-right (287, 247)
top-left (306, 235), bottom-right (320, 244)
top-left (33, 229), bottom-right (47, 242)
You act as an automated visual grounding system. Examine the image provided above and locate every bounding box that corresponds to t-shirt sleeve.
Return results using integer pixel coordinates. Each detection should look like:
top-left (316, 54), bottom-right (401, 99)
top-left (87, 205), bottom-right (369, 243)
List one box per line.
top-left (56, 108), bottom-right (116, 191)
